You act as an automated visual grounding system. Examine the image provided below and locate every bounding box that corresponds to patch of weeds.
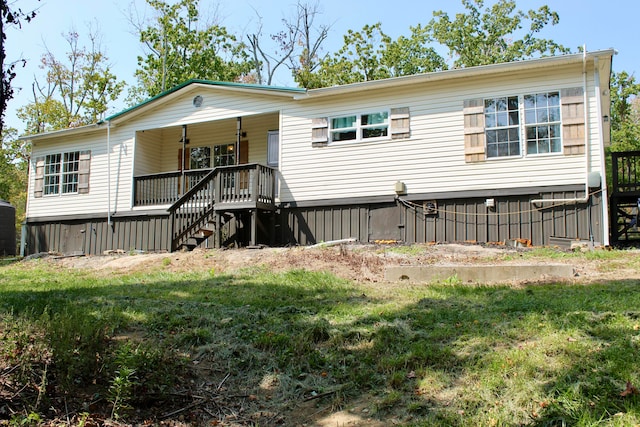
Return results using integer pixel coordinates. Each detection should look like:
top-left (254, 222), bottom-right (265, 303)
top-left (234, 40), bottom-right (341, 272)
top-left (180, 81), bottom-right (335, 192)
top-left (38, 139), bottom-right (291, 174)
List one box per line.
top-left (442, 274), bottom-right (462, 286)
top-left (177, 327), bottom-right (213, 347)
top-left (109, 366), bottom-right (137, 420)
top-left (376, 390), bottom-right (403, 412)
top-left (304, 318), bottom-right (332, 343)
top-left (384, 244), bottom-right (426, 256)
top-left (161, 257), bottom-right (172, 266)
top-left (108, 341), bottom-right (183, 399)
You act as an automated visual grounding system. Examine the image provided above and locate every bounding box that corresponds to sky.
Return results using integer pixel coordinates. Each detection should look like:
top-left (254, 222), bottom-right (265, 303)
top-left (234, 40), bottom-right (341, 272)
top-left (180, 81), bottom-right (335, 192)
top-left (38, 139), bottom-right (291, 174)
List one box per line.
top-left (4, 0), bottom-right (638, 133)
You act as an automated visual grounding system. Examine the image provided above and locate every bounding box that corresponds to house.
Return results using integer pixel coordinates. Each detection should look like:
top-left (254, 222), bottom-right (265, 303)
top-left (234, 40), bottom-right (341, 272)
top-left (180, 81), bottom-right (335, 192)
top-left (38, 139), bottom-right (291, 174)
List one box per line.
top-left (20, 49), bottom-right (614, 255)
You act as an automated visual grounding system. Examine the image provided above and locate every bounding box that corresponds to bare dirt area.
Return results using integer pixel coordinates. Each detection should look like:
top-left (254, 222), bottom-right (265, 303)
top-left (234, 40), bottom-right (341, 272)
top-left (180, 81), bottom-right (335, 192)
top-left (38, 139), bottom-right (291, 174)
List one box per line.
top-left (52, 242), bottom-right (640, 286)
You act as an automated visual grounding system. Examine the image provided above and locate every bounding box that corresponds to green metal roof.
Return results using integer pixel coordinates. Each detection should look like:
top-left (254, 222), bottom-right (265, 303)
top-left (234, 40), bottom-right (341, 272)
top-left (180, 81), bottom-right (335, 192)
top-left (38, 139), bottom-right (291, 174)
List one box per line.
top-left (103, 79), bottom-right (306, 122)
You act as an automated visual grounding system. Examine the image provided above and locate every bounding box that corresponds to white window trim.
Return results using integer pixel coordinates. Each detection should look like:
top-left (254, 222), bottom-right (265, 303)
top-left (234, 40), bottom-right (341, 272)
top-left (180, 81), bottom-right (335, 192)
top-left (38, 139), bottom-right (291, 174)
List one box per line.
top-left (328, 110), bottom-right (390, 145)
top-left (523, 91), bottom-right (563, 157)
top-left (484, 93), bottom-right (564, 161)
top-left (43, 151), bottom-right (81, 196)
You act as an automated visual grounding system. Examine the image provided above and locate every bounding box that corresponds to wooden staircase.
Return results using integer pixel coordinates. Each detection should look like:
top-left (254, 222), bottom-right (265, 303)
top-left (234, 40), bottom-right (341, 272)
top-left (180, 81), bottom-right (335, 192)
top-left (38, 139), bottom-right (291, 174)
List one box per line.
top-left (168, 164), bottom-right (276, 251)
top-left (610, 151), bottom-right (640, 245)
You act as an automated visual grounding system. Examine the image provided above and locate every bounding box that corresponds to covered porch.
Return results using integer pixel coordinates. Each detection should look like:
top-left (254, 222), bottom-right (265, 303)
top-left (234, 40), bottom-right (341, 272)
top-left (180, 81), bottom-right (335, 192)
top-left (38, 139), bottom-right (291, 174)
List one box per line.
top-left (130, 112), bottom-right (280, 250)
top-left (131, 112), bottom-right (279, 207)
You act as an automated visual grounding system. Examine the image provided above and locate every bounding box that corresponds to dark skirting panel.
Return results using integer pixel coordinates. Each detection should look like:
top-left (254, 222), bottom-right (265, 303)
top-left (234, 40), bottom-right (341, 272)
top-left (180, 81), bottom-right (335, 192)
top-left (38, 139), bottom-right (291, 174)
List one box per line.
top-left (279, 187), bottom-right (603, 247)
top-left (23, 213), bottom-right (172, 256)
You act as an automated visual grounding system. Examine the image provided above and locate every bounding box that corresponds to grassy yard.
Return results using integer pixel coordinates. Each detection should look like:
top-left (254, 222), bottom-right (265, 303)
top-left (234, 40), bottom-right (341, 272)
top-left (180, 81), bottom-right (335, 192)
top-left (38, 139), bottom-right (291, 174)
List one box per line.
top-left (1, 251), bottom-right (640, 426)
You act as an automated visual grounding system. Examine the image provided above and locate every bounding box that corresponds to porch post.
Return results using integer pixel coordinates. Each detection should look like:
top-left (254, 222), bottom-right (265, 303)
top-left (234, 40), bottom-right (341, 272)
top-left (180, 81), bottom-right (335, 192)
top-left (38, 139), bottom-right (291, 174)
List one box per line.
top-left (236, 117), bottom-right (242, 165)
top-left (181, 124), bottom-right (188, 195)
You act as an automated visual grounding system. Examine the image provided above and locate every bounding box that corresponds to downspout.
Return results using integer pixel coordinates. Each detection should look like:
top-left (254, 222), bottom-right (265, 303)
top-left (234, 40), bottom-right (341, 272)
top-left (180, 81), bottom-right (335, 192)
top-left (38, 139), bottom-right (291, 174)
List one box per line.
top-left (531, 46), bottom-right (591, 205)
top-left (594, 56), bottom-right (611, 246)
top-left (107, 120), bottom-right (112, 229)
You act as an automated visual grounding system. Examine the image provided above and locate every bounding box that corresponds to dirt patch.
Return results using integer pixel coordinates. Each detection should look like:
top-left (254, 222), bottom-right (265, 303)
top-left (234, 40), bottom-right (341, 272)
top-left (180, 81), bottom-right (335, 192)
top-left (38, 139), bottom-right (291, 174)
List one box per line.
top-left (49, 243), bottom-right (640, 285)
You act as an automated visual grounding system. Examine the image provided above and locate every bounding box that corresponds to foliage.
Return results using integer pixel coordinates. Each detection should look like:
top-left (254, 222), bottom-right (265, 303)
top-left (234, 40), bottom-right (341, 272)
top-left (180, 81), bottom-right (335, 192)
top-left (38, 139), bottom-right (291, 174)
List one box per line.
top-left (0, 127), bottom-right (28, 235)
top-left (0, 0), bottom-right (39, 135)
top-left (131, 0), bottom-right (251, 102)
top-left (427, 0), bottom-right (569, 68)
top-left (609, 71), bottom-right (640, 152)
top-left (2, 252), bottom-right (640, 424)
top-left (16, 30), bottom-right (125, 134)
top-left (306, 23), bottom-right (446, 88)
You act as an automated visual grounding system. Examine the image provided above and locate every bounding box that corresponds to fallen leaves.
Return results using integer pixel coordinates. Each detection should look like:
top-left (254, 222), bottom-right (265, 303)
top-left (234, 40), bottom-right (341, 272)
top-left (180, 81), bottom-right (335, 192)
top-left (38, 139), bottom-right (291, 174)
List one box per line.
top-left (620, 381), bottom-right (639, 397)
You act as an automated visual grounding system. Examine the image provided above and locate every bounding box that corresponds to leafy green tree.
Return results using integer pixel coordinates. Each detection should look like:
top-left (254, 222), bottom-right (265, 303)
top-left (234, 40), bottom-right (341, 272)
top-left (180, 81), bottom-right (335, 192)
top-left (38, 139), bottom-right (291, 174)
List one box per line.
top-left (131, 0), bottom-right (251, 101)
top-left (306, 23), bottom-right (446, 88)
top-left (1, 0), bottom-right (39, 135)
top-left (428, 0), bottom-right (568, 68)
top-left (17, 29), bottom-right (124, 133)
top-left (609, 71), bottom-right (640, 152)
top-left (0, 127), bottom-right (28, 234)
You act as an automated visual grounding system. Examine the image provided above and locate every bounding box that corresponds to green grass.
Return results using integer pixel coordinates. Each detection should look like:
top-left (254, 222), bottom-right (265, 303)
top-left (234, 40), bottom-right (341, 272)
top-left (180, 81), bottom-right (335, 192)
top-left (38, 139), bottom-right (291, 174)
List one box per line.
top-left (1, 257), bottom-right (640, 425)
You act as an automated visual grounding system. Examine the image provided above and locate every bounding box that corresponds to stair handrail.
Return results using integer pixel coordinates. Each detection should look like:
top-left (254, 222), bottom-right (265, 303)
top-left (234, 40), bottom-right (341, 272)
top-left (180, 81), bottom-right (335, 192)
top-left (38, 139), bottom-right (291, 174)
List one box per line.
top-left (169, 168), bottom-right (218, 251)
top-left (168, 168), bottom-right (217, 214)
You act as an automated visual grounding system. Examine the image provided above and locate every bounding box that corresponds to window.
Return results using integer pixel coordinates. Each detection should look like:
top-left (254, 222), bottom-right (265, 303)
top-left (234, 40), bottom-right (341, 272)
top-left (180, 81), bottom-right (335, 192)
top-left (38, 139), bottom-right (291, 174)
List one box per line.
top-left (62, 151), bottom-right (80, 193)
top-left (484, 96), bottom-right (520, 158)
top-left (524, 92), bottom-right (561, 154)
top-left (267, 131), bottom-right (279, 167)
top-left (43, 152), bottom-right (80, 195)
top-left (190, 146), bottom-right (211, 169)
top-left (214, 143), bottom-right (236, 166)
top-left (34, 150), bottom-right (90, 198)
top-left (44, 154), bottom-right (61, 195)
top-left (330, 111), bottom-right (389, 143)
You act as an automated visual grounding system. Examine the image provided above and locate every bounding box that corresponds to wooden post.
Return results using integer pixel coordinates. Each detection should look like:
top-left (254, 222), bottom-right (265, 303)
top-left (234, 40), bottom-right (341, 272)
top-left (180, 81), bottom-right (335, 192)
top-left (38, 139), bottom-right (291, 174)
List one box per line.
top-left (215, 213), bottom-right (221, 248)
top-left (250, 209), bottom-right (257, 246)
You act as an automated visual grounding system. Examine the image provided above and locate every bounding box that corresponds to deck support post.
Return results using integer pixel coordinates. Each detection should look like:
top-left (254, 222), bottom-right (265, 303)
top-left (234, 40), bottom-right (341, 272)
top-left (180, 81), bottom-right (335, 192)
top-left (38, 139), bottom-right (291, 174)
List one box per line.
top-left (250, 209), bottom-right (257, 246)
top-left (215, 213), bottom-right (221, 249)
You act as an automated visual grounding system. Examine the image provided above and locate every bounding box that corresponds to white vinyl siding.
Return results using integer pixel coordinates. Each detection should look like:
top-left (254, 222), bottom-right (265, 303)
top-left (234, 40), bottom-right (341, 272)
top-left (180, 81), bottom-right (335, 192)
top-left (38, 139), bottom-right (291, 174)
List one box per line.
top-left (26, 56), bottom-right (609, 220)
top-left (278, 62), bottom-right (603, 203)
top-left (28, 133), bottom-right (106, 217)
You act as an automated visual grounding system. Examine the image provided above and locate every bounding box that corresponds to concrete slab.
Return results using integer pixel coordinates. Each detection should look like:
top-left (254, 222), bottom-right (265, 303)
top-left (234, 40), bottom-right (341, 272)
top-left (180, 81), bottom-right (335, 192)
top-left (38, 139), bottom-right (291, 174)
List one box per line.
top-left (384, 264), bottom-right (576, 284)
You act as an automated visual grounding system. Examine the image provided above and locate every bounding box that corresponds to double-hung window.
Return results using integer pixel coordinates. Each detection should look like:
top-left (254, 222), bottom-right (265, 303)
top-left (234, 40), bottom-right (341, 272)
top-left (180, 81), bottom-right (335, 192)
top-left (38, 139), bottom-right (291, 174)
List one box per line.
top-left (484, 96), bottom-right (520, 158)
top-left (190, 146), bottom-right (211, 169)
top-left (213, 143), bottom-right (236, 166)
top-left (61, 151), bottom-right (80, 193)
top-left (524, 92), bottom-right (561, 155)
top-left (330, 111), bottom-right (389, 143)
top-left (44, 151), bottom-right (81, 195)
top-left (44, 154), bottom-right (61, 195)
top-left (484, 92), bottom-right (562, 159)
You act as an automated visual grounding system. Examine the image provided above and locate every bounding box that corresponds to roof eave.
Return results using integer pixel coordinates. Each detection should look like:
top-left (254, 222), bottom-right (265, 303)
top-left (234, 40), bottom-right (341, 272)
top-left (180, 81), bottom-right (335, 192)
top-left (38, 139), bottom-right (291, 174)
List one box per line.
top-left (18, 123), bottom-right (104, 141)
top-left (298, 50), bottom-right (616, 99)
top-left (105, 79), bottom-right (305, 123)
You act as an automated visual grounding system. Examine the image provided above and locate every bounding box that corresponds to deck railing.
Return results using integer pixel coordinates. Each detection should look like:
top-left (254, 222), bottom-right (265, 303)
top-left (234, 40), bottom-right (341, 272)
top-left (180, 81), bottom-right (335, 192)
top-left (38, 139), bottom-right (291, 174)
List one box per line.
top-left (134, 169), bottom-right (211, 206)
top-left (215, 164), bottom-right (276, 207)
top-left (612, 150), bottom-right (640, 195)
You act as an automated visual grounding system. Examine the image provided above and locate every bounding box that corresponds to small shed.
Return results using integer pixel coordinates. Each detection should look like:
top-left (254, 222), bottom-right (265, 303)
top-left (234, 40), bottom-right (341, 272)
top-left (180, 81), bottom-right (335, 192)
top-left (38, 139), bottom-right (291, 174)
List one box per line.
top-left (0, 199), bottom-right (16, 256)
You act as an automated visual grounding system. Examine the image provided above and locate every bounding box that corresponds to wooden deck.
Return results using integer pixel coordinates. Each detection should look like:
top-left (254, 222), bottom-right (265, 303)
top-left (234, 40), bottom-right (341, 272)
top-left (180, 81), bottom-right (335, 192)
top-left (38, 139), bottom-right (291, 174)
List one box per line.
top-left (610, 151), bottom-right (640, 244)
top-left (134, 164), bottom-right (276, 251)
